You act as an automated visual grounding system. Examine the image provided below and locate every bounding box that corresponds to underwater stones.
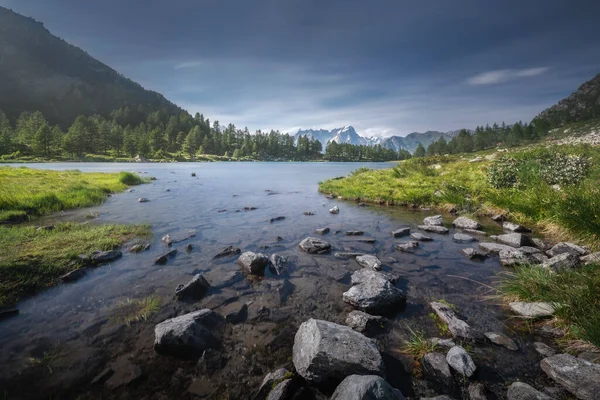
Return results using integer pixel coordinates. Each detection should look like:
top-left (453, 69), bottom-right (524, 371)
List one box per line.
top-left (237, 252), bottom-right (269, 275)
top-left (392, 227), bottom-right (411, 237)
top-left (418, 225), bottom-right (449, 234)
top-left (356, 254), bottom-right (383, 271)
top-left (452, 216), bottom-right (482, 230)
top-left (411, 232), bottom-right (432, 241)
top-left (299, 237), bottom-right (331, 254)
top-left (175, 274), bottom-right (211, 301)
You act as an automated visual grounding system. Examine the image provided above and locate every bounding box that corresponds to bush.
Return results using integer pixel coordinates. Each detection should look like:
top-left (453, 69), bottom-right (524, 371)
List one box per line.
top-left (117, 172), bottom-right (143, 185)
top-left (486, 155), bottom-right (520, 188)
top-left (539, 153), bottom-right (590, 185)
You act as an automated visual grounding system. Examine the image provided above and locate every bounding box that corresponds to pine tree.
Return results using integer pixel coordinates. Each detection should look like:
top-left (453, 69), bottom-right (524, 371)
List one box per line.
top-left (414, 143), bottom-right (426, 157)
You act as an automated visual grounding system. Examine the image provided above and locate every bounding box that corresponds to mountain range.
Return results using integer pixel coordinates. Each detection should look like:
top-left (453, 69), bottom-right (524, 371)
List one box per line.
top-left (294, 126), bottom-right (465, 153)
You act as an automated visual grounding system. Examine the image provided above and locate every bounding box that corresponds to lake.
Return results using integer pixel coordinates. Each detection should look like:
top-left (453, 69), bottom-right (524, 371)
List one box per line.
top-left (0, 162), bottom-right (542, 399)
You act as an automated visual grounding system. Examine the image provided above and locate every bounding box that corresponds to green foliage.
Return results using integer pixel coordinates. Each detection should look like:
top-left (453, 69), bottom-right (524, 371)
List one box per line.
top-left (487, 155), bottom-right (520, 188)
top-left (413, 143), bottom-right (426, 157)
top-left (117, 171), bottom-right (144, 185)
top-left (110, 295), bottom-right (161, 325)
top-left (428, 312), bottom-right (450, 335)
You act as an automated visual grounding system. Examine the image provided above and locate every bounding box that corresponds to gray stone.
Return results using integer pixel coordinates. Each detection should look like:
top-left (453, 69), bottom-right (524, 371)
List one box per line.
top-left (138, 197), bottom-right (149, 203)
top-left (269, 254), bottom-right (287, 275)
top-left (507, 382), bottom-right (552, 400)
top-left (392, 228), bottom-right (411, 237)
top-left (238, 252), bottom-right (269, 275)
top-left (346, 230), bottom-right (365, 236)
top-left (334, 252), bottom-right (365, 259)
top-left (499, 249), bottom-right (534, 267)
top-left (155, 249), bottom-right (177, 265)
top-left (534, 342), bottom-right (556, 358)
top-left (343, 274), bottom-right (406, 315)
top-left (331, 375), bottom-right (404, 400)
top-left (446, 346), bottom-right (476, 377)
top-left (60, 268), bottom-right (88, 282)
top-left (356, 255), bottom-right (383, 271)
top-left (542, 253), bottom-right (580, 271)
top-left (292, 319), bottom-right (385, 384)
top-left (484, 332), bottom-right (518, 351)
top-left (424, 215), bottom-right (444, 226)
top-left (453, 216), bottom-right (482, 230)
top-left (548, 242), bottom-right (588, 257)
top-left (420, 397), bottom-right (455, 400)
top-left (578, 352), bottom-right (600, 363)
top-left (532, 238), bottom-right (548, 250)
top-left (90, 250), bottom-right (122, 264)
top-left (468, 383), bottom-right (488, 400)
top-left (154, 309), bottom-right (223, 358)
top-left (255, 368), bottom-right (290, 400)
top-left (509, 302), bottom-right (555, 317)
top-left (429, 338), bottom-right (456, 348)
top-left (462, 229), bottom-right (487, 236)
top-left (430, 302), bottom-right (477, 340)
top-left (315, 227), bottom-right (330, 235)
top-left (185, 243), bottom-right (193, 252)
top-left (462, 248), bottom-right (488, 260)
top-left (206, 270), bottom-right (242, 290)
top-left (175, 274), bottom-right (211, 301)
top-left (422, 352), bottom-right (452, 386)
top-left (411, 232), bottom-right (433, 241)
top-left (580, 252), bottom-right (600, 266)
top-left (419, 225), bottom-right (450, 234)
top-left (496, 233), bottom-right (536, 248)
top-left (298, 237), bottom-right (331, 254)
top-left (129, 243), bottom-right (150, 253)
top-left (213, 246), bottom-right (241, 259)
top-left (453, 233), bottom-right (476, 243)
top-left (225, 303), bottom-right (248, 324)
top-left (536, 325), bottom-right (565, 338)
top-left (503, 222), bottom-right (531, 233)
top-left (350, 269), bottom-right (398, 285)
top-left (329, 206), bottom-right (340, 214)
top-left (540, 353), bottom-right (600, 400)
top-left (196, 349), bottom-right (224, 375)
top-left (345, 310), bottom-right (384, 334)
top-left (491, 214), bottom-right (506, 221)
top-left (519, 246), bottom-right (542, 254)
top-left (479, 242), bottom-right (517, 254)
top-left (269, 216), bottom-right (286, 223)
top-left (267, 379), bottom-right (293, 400)
top-left (395, 241), bottom-right (419, 252)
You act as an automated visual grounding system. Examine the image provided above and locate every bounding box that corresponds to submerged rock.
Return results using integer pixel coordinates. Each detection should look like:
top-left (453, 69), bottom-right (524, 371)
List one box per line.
top-left (542, 253), bottom-right (580, 271)
top-left (462, 248), bottom-right (488, 260)
top-left (395, 241), bottom-right (419, 253)
top-left (269, 216), bottom-right (286, 223)
top-left (509, 302), bottom-right (555, 317)
top-left (60, 268), bottom-right (88, 282)
top-left (418, 225), bottom-right (449, 234)
top-left (138, 197), bottom-right (149, 203)
top-left (269, 254), bottom-right (287, 275)
top-left (430, 302), bottom-right (477, 340)
top-left (346, 231), bottom-right (364, 236)
top-left (496, 233), bottom-right (536, 248)
top-left (453, 233), bottom-right (476, 243)
top-left (424, 215), bottom-right (444, 226)
top-left (334, 252), bottom-right (365, 259)
top-left (213, 246), bottom-right (241, 259)
top-left (238, 252), bottom-right (269, 275)
top-left (446, 346), bottom-right (476, 377)
top-left (154, 309), bottom-right (223, 358)
top-left (452, 216), bottom-right (482, 230)
top-left (503, 222), bottom-right (531, 233)
top-left (411, 232), bottom-right (433, 241)
top-left (175, 274), bottom-right (211, 301)
top-left (331, 375), bottom-right (405, 400)
top-left (507, 382), bottom-right (552, 400)
top-left (292, 319), bottom-right (385, 384)
top-left (392, 228), bottom-right (411, 238)
top-left (315, 227), bottom-right (330, 235)
top-left (540, 353), bottom-right (600, 400)
top-left (484, 332), bottom-right (518, 351)
top-left (343, 273), bottom-right (406, 315)
top-left (329, 206), bottom-right (340, 214)
top-left (104, 357), bottom-right (142, 390)
top-left (423, 352), bottom-right (452, 386)
top-left (298, 237), bottom-right (331, 254)
top-left (155, 249), bottom-right (177, 265)
top-left (356, 255), bottom-right (383, 271)
top-left (90, 250), bottom-right (122, 264)
top-left (129, 243), bottom-right (150, 253)
top-left (345, 311), bottom-right (384, 335)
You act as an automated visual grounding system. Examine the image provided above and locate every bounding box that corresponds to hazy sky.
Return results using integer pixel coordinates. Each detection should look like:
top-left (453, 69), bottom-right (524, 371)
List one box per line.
top-left (2, 0), bottom-right (599, 136)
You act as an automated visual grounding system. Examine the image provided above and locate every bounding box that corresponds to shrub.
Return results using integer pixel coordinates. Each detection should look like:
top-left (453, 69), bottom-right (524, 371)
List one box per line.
top-left (117, 172), bottom-right (143, 185)
top-left (487, 155), bottom-right (521, 188)
top-left (539, 153), bottom-right (590, 185)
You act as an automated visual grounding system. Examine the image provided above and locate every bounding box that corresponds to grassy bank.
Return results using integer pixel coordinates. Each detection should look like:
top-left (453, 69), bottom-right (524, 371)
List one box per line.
top-left (0, 167), bottom-right (145, 223)
top-left (0, 223), bottom-right (152, 307)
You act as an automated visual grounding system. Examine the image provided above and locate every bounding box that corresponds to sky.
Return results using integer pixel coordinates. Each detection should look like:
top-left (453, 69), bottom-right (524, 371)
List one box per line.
top-left (2, 0), bottom-right (600, 137)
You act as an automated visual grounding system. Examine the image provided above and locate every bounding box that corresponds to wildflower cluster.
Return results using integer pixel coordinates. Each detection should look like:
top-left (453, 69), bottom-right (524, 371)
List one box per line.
top-left (539, 153), bottom-right (590, 185)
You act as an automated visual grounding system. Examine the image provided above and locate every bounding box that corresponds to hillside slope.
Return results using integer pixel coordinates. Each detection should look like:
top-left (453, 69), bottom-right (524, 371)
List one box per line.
top-left (0, 7), bottom-right (183, 126)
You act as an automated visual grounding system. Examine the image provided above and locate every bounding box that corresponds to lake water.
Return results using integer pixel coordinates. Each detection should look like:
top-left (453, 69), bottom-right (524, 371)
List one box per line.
top-left (0, 162), bottom-right (546, 399)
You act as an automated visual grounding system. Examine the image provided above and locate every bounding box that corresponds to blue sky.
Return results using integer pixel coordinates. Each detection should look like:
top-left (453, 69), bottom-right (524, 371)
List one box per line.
top-left (2, 0), bottom-right (599, 136)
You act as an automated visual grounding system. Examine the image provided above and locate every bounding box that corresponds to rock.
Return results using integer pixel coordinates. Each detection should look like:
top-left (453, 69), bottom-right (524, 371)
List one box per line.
top-left (276, 236), bottom-right (283, 242)
top-left (462, 229), bottom-right (487, 236)
top-left (243, 206), bottom-right (257, 211)
top-left (462, 248), bottom-right (488, 260)
top-left (429, 338), bottom-right (456, 348)
top-left (424, 215), bottom-right (444, 226)
top-left (446, 346), bottom-right (476, 377)
top-left (267, 379), bottom-right (293, 400)
top-left (298, 237), bottom-right (331, 254)
top-left (90, 250), bottom-right (122, 264)
top-left (354, 238), bottom-right (376, 243)
top-left (269, 254), bottom-right (287, 275)
top-left (509, 302), bottom-right (555, 317)
top-left (329, 206), bottom-right (340, 214)
top-left (491, 214), bottom-right (506, 222)
top-left (423, 352), bottom-right (452, 386)
top-left (326, 194), bottom-right (335, 199)
top-left (395, 241), bottom-right (419, 253)
top-left (580, 252), bottom-right (600, 266)
top-left (479, 242), bottom-right (519, 254)
top-left (196, 349), bottom-right (224, 375)
top-left (420, 396), bottom-right (455, 400)
top-left (213, 246), bottom-right (241, 259)
top-left (519, 246), bottom-right (542, 254)
top-left (304, 211), bottom-right (315, 216)
top-left (542, 253), bottom-right (580, 271)
top-left (175, 274), bottom-right (211, 301)
top-left (392, 228), bottom-right (411, 237)
top-left (36, 225), bottom-right (55, 231)
top-left (206, 271), bottom-right (243, 290)
top-left (507, 382), bottom-right (552, 400)
top-left (60, 268), bottom-right (88, 282)
top-left (532, 238), bottom-right (549, 250)
top-left (468, 383), bottom-right (488, 400)
top-left (536, 325), bottom-right (565, 338)
top-left (104, 357), bottom-right (142, 390)
top-left (155, 249), bottom-right (177, 265)
top-left (578, 352), bottom-right (600, 363)
top-left (540, 353), bottom-right (600, 400)
top-left (292, 319), bottom-right (385, 384)
top-left (154, 309), bottom-right (223, 358)
top-left (503, 222), bottom-right (531, 233)
top-left (418, 225), bottom-right (450, 234)
top-left (238, 252), bottom-right (269, 275)
top-left (331, 375), bottom-right (405, 400)
top-left (191, 172), bottom-right (196, 176)
top-left (345, 310), bottom-right (384, 335)
top-left (484, 332), bottom-right (518, 351)
top-left (411, 233), bottom-right (433, 241)
top-left (334, 252), bottom-right (365, 259)
top-left (255, 368), bottom-right (290, 400)
top-left (270, 216), bottom-right (286, 223)
top-left (453, 233), bottom-right (476, 243)
top-left (430, 302), bottom-right (477, 340)
top-left (496, 233), bottom-right (537, 248)
top-left (453, 216), bottom-right (482, 230)
top-left (343, 274), bottom-right (406, 315)
top-left (499, 249), bottom-right (533, 267)
top-left (315, 227), bottom-right (330, 235)
top-left (548, 242), bottom-right (588, 257)
top-left (265, 279), bottom-right (295, 305)
top-left (346, 231), bottom-right (365, 236)
top-left (534, 342), bottom-right (556, 358)
top-left (356, 255), bottom-right (383, 271)
top-left (129, 243), bottom-right (150, 253)
top-left (138, 197), bottom-right (149, 203)
top-left (350, 269), bottom-right (398, 285)
top-left (225, 303), bottom-right (248, 324)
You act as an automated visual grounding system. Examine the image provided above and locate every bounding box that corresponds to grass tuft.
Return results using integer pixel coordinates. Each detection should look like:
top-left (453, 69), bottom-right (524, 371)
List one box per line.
top-left (401, 325), bottom-right (438, 377)
top-left (110, 295), bottom-right (161, 325)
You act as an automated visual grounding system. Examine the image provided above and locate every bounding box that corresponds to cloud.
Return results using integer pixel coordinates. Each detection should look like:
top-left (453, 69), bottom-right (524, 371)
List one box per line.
top-left (467, 67), bottom-right (550, 85)
top-left (174, 61), bottom-right (204, 70)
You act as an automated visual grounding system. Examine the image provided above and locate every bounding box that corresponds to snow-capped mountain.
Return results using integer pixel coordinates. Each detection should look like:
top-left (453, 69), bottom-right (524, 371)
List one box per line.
top-left (294, 126), bottom-right (465, 153)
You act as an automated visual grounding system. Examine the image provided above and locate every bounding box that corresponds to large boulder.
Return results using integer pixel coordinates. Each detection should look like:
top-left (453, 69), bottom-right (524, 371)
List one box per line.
top-left (540, 353), bottom-right (600, 400)
top-left (154, 310), bottom-right (223, 358)
top-left (542, 253), bottom-right (580, 271)
top-left (292, 319), bottom-right (385, 385)
top-left (356, 255), bottom-right (383, 271)
top-left (430, 302), bottom-right (477, 340)
top-left (175, 274), bottom-right (211, 301)
top-left (548, 242), bottom-right (587, 258)
top-left (452, 216), bottom-right (482, 230)
top-left (238, 252), bottom-right (269, 275)
top-left (422, 352), bottom-right (452, 386)
top-left (446, 346), bottom-right (476, 377)
top-left (424, 215), bottom-right (444, 226)
top-left (509, 302), bottom-right (555, 318)
top-left (343, 273), bottom-right (406, 315)
top-left (507, 382), bottom-right (552, 400)
top-left (299, 237), bottom-right (331, 254)
top-left (496, 233), bottom-right (536, 248)
top-left (331, 375), bottom-right (405, 400)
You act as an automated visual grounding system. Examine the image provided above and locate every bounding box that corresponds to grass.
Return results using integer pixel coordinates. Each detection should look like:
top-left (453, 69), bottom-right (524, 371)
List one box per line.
top-left (428, 312), bottom-right (451, 335)
top-left (500, 264), bottom-right (600, 348)
top-left (0, 222), bottom-right (152, 307)
top-left (0, 167), bottom-right (145, 222)
top-left (110, 295), bottom-right (161, 325)
top-left (28, 342), bottom-right (64, 374)
top-left (401, 325), bottom-right (438, 377)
